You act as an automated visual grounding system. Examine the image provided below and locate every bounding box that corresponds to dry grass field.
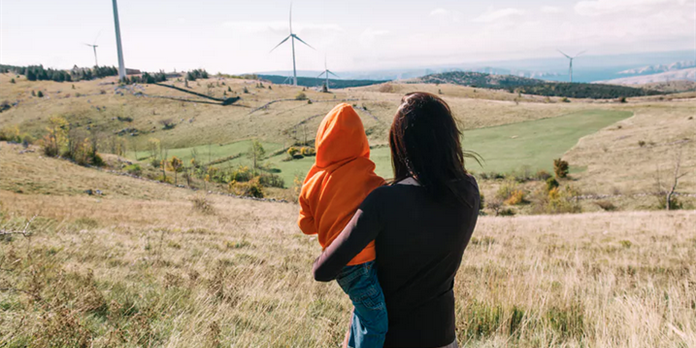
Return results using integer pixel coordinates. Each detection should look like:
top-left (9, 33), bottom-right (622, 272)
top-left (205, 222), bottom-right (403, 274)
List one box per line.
top-left (0, 142), bottom-right (695, 347)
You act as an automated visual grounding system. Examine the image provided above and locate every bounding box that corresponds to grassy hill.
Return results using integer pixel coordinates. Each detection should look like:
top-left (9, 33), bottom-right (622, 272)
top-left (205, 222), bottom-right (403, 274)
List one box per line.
top-left (1, 72), bottom-right (694, 210)
top-left (0, 146), bottom-right (693, 346)
top-left (410, 71), bottom-right (663, 99)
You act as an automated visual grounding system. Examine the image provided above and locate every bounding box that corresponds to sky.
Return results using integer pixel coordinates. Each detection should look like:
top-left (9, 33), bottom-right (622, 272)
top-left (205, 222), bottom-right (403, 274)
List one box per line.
top-left (1, 0), bottom-right (694, 74)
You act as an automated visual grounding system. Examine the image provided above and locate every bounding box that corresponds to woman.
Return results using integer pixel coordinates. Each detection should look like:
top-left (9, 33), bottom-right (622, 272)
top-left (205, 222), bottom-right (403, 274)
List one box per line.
top-left (313, 92), bottom-right (480, 348)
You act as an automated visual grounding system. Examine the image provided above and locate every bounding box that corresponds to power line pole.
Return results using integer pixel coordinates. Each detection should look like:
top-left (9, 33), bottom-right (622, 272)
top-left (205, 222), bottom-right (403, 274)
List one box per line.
top-left (112, 0), bottom-right (126, 80)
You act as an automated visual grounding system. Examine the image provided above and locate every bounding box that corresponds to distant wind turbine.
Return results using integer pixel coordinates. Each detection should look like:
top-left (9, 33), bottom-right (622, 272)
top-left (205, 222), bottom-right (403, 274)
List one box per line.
top-left (557, 49), bottom-right (586, 83)
top-left (83, 32), bottom-right (101, 67)
top-left (270, 3), bottom-right (314, 86)
top-left (317, 55), bottom-right (338, 92)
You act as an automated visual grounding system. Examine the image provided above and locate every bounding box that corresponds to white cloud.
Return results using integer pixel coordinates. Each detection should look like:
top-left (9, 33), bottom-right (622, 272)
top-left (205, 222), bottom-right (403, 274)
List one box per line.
top-left (430, 8), bottom-right (449, 17)
top-left (429, 8), bottom-right (462, 22)
top-left (473, 8), bottom-right (526, 23)
top-left (359, 28), bottom-right (389, 48)
top-left (574, 0), bottom-right (682, 16)
top-left (540, 6), bottom-right (564, 14)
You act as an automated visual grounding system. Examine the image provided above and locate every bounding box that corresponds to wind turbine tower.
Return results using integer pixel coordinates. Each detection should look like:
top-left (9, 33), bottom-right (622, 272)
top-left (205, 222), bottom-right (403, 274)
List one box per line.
top-left (112, 0), bottom-right (126, 80)
top-left (270, 3), bottom-right (314, 86)
top-left (557, 50), bottom-right (586, 83)
top-left (317, 56), bottom-right (338, 92)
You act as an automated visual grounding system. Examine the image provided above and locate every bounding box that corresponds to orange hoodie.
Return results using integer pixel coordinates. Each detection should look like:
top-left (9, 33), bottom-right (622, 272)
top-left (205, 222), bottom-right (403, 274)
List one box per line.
top-left (298, 103), bottom-right (385, 266)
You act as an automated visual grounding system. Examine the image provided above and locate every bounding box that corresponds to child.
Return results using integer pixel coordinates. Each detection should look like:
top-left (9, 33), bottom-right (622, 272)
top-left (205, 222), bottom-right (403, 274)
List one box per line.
top-left (298, 103), bottom-right (387, 348)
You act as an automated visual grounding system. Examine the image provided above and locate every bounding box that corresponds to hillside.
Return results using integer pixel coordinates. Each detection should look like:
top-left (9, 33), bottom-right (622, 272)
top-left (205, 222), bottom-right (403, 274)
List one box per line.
top-left (1, 72), bottom-right (694, 212)
top-left (410, 71), bottom-right (663, 99)
top-left (600, 68), bottom-right (696, 85)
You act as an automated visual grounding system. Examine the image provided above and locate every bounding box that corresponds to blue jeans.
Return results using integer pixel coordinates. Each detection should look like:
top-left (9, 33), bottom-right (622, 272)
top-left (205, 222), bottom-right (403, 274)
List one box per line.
top-left (336, 261), bottom-right (388, 348)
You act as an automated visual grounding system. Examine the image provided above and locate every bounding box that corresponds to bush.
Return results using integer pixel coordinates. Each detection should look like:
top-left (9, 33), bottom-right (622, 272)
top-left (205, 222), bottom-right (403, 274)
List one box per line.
top-left (125, 163), bottom-right (142, 175)
top-left (545, 177), bottom-right (559, 193)
top-left (553, 158), bottom-right (569, 179)
top-left (535, 170), bottom-right (552, 181)
top-left (504, 190), bottom-right (527, 205)
top-left (495, 178), bottom-right (519, 201)
top-left (258, 173), bottom-right (285, 188)
top-left (287, 147), bottom-right (299, 157)
top-left (535, 185), bottom-right (581, 214)
top-left (499, 208), bottom-right (515, 216)
top-left (37, 91), bottom-right (44, 98)
top-left (595, 200), bottom-right (616, 211)
top-left (295, 92), bottom-right (307, 100)
top-left (191, 196), bottom-right (215, 215)
top-left (638, 140), bottom-right (646, 147)
top-left (10, 78), bottom-right (15, 84)
top-left (229, 178), bottom-right (264, 198)
top-left (300, 147), bottom-right (315, 156)
top-left (656, 195), bottom-right (682, 210)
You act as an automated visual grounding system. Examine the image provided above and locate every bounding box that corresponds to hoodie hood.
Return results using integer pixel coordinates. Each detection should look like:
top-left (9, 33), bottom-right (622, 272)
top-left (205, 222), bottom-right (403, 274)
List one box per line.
top-left (314, 103), bottom-right (370, 168)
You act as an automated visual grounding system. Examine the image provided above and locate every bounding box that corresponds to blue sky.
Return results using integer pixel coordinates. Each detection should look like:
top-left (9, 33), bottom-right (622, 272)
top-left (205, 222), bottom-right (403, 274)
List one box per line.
top-left (1, 0), bottom-right (694, 74)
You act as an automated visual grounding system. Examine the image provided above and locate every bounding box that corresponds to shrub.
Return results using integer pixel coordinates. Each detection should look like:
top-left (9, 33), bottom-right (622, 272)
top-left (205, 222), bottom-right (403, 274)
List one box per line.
top-left (553, 158), bottom-right (569, 179)
top-left (229, 178), bottom-right (264, 198)
top-left (499, 208), bottom-right (515, 216)
top-left (191, 196), bottom-right (215, 215)
top-left (495, 178), bottom-right (519, 201)
top-left (229, 165), bottom-right (253, 182)
top-left (295, 92), bottom-right (307, 100)
top-left (287, 147), bottom-right (299, 158)
top-left (619, 97), bottom-right (627, 103)
top-left (125, 163), bottom-right (142, 175)
top-left (479, 192), bottom-right (485, 211)
top-left (37, 90), bottom-right (44, 98)
top-left (638, 140), bottom-right (646, 147)
top-left (561, 97), bottom-right (570, 103)
top-left (595, 200), bottom-right (616, 211)
top-left (10, 78), bottom-right (15, 84)
top-left (544, 186), bottom-right (581, 214)
top-left (258, 173), bottom-right (285, 188)
top-left (656, 195), bottom-right (682, 210)
top-left (243, 86), bottom-right (249, 93)
top-left (504, 190), bottom-right (526, 205)
top-left (545, 177), bottom-right (559, 193)
top-left (117, 116), bottom-right (133, 122)
top-left (535, 170), bottom-right (552, 181)
top-left (159, 118), bottom-right (176, 130)
top-left (300, 147), bottom-right (315, 156)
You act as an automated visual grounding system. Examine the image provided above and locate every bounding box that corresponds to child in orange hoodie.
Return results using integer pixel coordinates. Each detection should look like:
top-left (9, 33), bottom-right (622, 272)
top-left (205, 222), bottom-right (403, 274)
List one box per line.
top-left (298, 103), bottom-right (387, 348)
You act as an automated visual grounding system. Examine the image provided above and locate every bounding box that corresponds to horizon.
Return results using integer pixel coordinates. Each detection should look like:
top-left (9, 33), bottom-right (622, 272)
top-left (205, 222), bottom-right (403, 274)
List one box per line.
top-left (2, 0), bottom-right (694, 75)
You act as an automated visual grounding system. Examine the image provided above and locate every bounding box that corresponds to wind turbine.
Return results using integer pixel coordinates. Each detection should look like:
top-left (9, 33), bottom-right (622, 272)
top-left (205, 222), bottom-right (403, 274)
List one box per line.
top-left (557, 49), bottom-right (586, 83)
top-left (317, 55), bottom-right (338, 92)
top-left (112, 0), bottom-right (126, 80)
top-left (83, 32), bottom-right (101, 67)
top-left (270, 3), bottom-right (314, 86)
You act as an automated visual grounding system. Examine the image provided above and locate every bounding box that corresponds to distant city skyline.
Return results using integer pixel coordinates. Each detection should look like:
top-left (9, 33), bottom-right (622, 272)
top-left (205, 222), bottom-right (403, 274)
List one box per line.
top-left (1, 0), bottom-right (694, 74)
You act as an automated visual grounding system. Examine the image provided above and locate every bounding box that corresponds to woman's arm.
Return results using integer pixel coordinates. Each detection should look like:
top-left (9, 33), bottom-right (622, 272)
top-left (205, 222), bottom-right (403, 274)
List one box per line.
top-left (312, 192), bottom-right (383, 281)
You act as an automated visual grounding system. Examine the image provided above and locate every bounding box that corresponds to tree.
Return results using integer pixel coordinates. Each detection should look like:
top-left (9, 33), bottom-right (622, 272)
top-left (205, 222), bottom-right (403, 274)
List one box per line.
top-left (247, 139), bottom-right (265, 176)
top-left (654, 146), bottom-right (688, 211)
top-left (553, 158), bottom-right (569, 179)
top-left (487, 197), bottom-right (504, 216)
top-left (167, 156), bottom-right (184, 185)
top-left (37, 91), bottom-right (44, 98)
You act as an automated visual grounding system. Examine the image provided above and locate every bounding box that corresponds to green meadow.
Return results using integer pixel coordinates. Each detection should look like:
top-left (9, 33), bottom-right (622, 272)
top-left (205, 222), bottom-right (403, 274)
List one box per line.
top-left (126, 109), bottom-right (631, 186)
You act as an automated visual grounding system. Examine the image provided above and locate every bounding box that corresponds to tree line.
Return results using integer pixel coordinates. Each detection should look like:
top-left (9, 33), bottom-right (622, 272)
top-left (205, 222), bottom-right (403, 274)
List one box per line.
top-left (0, 64), bottom-right (119, 82)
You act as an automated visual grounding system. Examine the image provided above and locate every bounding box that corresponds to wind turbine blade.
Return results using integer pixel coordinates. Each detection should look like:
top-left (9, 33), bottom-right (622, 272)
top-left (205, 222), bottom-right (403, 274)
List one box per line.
top-left (328, 70), bottom-right (339, 78)
top-left (574, 50), bottom-right (587, 58)
top-left (93, 30), bottom-right (102, 45)
top-left (289, 2), bottom-right (293, 34)
top-left (83, 43), bottom-right (93, 47)
top-left (270, 35), bottom-right (291, 53)
top-left (557, 49), bottom-right (571, 59)
top-left (317, 71), bottom-right (326, 78)
top-left (293, 35), bottom-right (314, 50)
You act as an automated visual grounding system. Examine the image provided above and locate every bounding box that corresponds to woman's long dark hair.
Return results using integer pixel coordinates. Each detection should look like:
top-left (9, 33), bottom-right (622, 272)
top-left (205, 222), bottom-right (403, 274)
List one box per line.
top-left (390, 92), bottom-right (477, 204)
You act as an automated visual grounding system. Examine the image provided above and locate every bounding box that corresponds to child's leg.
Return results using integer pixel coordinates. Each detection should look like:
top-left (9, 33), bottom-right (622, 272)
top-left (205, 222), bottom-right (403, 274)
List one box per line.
top-left (335, 261), bottom-right (388, 348)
